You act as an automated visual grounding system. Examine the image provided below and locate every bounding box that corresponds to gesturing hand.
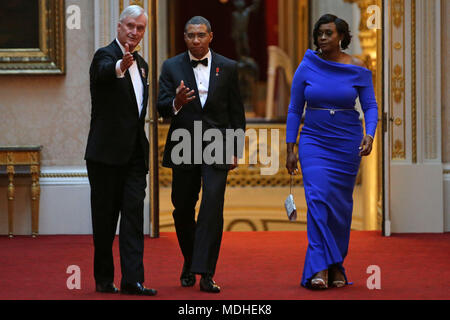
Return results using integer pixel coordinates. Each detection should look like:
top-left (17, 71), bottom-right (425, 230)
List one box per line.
top-left (174, 80), bottom-right (196, 112)
top-left (120, 43), bottom-right (134, 73)
top-left (359, 135), bottom-right (374, 157)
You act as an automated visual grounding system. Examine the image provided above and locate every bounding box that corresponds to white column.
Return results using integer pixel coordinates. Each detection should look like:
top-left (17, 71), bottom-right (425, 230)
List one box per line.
top-left (442, 0), bottom-right (450, 232)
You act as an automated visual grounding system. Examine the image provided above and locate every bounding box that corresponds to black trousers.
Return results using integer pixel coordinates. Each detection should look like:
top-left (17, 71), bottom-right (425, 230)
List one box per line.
top-left (86, 142), bottom-right (147, 285)
top-left (171, 164), bottom-right (228, 276)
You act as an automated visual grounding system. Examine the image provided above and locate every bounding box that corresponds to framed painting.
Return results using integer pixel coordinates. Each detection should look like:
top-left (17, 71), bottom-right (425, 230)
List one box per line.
top-left (0, 0), bottom-right (65, 75)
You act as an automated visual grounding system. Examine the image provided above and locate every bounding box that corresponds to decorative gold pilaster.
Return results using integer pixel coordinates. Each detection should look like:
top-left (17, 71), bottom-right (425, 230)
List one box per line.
top-left (393, 0), bottom-right (404, 27)
top-left (344, 0), bottom-right (383, 230)
top-left (344, 0), bottom-right (378, 72)
top-left (389, 0), bottom-right (406, 160)
top-left (393, 139), bottom-right (405, 158)
top-left (392, 65), bottom-right (405, 104)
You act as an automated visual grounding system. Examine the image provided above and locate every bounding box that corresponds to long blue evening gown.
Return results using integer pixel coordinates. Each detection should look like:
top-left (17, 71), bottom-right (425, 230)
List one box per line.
top-left (286, 49), bottom-right (378, 288)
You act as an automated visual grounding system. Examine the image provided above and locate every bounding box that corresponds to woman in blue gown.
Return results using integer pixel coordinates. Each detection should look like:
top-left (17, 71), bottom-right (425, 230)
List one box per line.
top-left (286, 14), bottom-right (378, 289)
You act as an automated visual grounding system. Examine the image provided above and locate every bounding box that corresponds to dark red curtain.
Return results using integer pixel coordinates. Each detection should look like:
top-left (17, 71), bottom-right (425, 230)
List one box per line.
top-left (265, 0), bottom-right (278, 46)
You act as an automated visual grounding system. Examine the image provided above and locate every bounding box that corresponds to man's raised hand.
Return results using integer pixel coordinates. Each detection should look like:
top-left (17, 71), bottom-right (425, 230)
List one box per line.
top-left (120, 43), bottom-right (134, 73)
top-left (174, 80), bottom-right (196, 111)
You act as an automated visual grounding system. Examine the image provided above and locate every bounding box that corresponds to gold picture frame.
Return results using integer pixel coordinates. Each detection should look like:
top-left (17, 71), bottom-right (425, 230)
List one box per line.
top-left (0, 0), bottom-right (65, 75)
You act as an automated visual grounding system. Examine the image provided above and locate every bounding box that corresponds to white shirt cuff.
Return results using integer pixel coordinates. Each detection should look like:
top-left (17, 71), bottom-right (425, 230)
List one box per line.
top-left (173, 99), bottom-right (180, 115)
top-left (115, 60), bottom-right (125, 78)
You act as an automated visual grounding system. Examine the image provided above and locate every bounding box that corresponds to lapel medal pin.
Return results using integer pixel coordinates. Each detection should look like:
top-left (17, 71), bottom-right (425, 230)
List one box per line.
top-left (216, 67), bottom-right (219, 77)
top-left (141, 68), bottom-right (146, 78)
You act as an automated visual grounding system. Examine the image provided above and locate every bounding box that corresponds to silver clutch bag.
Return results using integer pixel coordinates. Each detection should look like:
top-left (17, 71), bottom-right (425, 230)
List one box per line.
top-left (284, 175), bottom-right (297, 221)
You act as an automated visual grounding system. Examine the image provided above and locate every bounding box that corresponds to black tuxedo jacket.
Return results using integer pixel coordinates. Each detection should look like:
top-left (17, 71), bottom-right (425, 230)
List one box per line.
top-left (85, 40), bottom-right (149, 168)
top-left (157, 50), bottom-right (246, 169)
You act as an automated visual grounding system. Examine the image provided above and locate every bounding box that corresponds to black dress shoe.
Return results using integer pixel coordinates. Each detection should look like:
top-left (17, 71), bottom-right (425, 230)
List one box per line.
top-left (180, 264), bottom-right (196, 287)
top-left (120, 282), bottom-right (157, 296)
top-left (199, 275), bottom-right (221, 293)
top-left (95, 282), bottom-right (119, 294)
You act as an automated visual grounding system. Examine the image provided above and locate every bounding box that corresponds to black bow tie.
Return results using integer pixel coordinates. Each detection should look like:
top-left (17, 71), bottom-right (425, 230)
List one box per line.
top-left (191, 58), bottom-right (208, 68)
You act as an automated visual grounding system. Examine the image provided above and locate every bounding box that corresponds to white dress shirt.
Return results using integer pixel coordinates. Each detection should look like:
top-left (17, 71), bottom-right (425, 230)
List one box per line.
top-left (115, 39), bottom-right (144, 116)
top-left (173, 50), bottom-right (212, 115)
top-left (190, 50), bottom-right (211, 107)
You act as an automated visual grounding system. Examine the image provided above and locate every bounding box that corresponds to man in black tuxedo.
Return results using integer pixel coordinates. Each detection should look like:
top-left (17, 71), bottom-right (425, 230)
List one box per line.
top-left (157, 16), bottom-right (246, 293)
top-left (85, 5), bottom-right (156, 296)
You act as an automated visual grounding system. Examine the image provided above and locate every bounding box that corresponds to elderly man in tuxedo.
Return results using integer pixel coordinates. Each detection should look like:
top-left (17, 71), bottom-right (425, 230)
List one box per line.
top-left (85, 5), bottom-right (156, 296)
top-left (157, 16), bottom-right (246, 293)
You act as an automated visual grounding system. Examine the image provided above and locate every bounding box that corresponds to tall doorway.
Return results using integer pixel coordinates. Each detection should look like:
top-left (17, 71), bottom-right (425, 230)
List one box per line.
top-left (152, 0), bottom-right (384, 232)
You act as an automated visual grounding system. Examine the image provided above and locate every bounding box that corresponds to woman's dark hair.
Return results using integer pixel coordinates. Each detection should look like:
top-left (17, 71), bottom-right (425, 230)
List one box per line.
top-left (313, 14), bottom-right (352, 50)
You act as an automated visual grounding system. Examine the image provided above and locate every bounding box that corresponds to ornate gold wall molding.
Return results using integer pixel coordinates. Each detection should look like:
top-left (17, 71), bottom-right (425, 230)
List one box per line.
top-left (393, 139), bottom-right (405, 158)
top-left (392, 64), bottom-right (405, 103)
top-left (344, 0), bottom-right (378, 71)
top-left (392, 0), bottom-right (404, 27)
top-left (40, 173), bottom-right (87, 178)
top-left (389, 0), bottom-right (406, 160)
